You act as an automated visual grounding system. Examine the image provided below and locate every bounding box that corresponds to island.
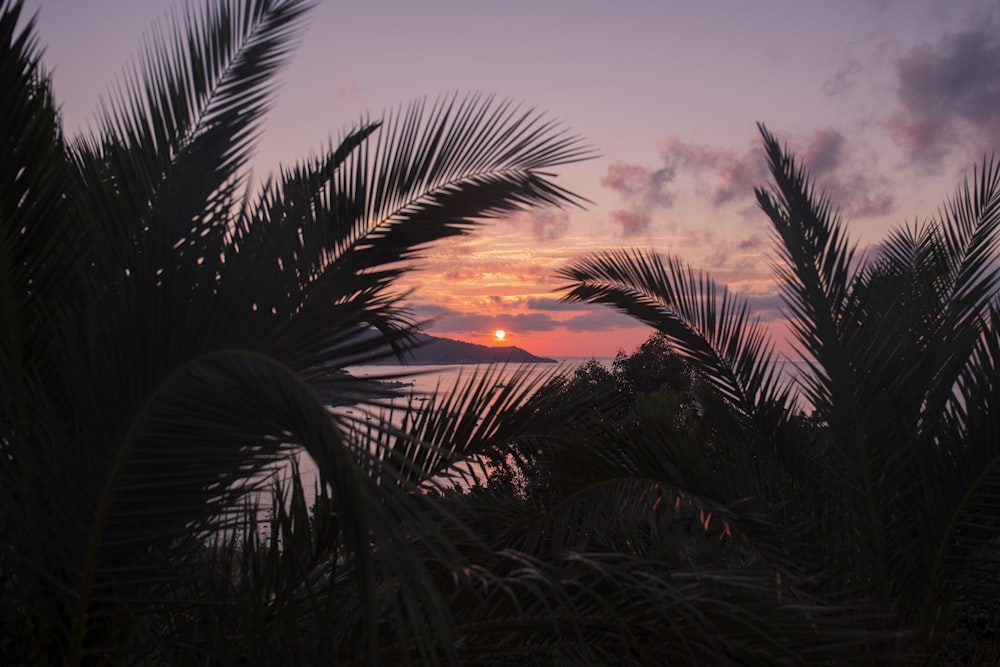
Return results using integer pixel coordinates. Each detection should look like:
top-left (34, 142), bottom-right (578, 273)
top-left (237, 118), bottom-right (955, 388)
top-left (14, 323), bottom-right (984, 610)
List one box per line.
top-left (372, 332), bottom-right (556, 365)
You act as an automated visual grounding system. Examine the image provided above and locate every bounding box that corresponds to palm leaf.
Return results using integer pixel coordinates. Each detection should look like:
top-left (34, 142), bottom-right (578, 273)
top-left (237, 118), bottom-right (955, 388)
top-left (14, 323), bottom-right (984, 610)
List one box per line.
top-left (0, 0), bottom-right (75, 453)
top-left (557, 248), bottom-right (790, 444)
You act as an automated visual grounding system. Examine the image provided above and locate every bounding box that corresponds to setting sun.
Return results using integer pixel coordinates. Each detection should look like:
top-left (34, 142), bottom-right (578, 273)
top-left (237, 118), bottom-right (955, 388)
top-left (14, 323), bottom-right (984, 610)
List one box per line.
top-left (494, 329), bottom-right (506, 341)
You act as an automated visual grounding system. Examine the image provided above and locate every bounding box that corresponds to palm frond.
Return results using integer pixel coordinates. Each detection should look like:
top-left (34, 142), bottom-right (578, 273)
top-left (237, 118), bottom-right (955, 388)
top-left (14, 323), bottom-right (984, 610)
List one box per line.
top-left (557, 248), bottom-right (789, 441)
top-left (74, 0), bottom-right (313, 232)
top-left (0, 0), bottom-right (74, 437)
top-left (754, 124), bottom-right (858, 360)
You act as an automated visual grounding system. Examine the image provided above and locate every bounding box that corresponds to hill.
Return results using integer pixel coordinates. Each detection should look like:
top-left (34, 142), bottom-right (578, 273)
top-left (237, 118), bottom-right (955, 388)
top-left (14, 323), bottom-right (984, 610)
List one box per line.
top-left (362, 332), bottom-right (556, 365)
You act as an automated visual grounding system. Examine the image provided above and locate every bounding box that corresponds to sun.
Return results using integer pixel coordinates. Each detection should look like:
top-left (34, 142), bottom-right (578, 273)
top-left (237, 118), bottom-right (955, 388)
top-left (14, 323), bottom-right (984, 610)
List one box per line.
top-left (494, 329), bottom-right (506, 341)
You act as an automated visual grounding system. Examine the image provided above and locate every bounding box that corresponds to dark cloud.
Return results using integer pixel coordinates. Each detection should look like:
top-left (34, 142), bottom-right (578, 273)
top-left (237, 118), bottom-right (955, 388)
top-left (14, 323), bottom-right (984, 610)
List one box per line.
top-left (743, 294), bottom-right (787, 322)
top-left (886, 16), bottom-right (1000, 165)
top-left (817, 168), bottom-right (895, 220)
top-left (654, 138), bottom-right (769, 208)
top-left (802, 128), bottom-right (845, 176)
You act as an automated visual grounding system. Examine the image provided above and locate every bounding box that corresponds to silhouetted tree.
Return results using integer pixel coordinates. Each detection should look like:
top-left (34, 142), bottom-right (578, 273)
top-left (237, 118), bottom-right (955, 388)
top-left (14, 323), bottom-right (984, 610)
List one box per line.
top-left (558, 124), bottom-right (1000, 662)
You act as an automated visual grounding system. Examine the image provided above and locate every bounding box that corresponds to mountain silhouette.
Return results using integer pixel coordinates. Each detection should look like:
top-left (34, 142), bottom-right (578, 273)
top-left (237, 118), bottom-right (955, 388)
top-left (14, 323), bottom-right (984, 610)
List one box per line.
top-left (386, 332), bottom-right (556, 365)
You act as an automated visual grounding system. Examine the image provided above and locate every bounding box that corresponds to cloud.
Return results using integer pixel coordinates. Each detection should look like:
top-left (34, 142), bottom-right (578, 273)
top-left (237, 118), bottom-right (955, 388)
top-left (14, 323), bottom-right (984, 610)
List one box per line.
top-left (408, 297), bottom-right (640, 336)
top-left (701, 145), bottom-right (769, 206)
top-left (742, 294), bottom-right (787, 323)
top-left (768, 128), bottom-right (895, 220)
top-left (601, 124), bottom-right (898, 245)
top-left (885, 15), bottom-right (1000, 166)
top-left (609, 210), bottom-right (652, 236)
top-left (560, 308), bottom-right (651, 332)
top-left (822, 58), bottom-right (863, 97)
top-left (601, 162), bottom-right (677, 206)
top-left (600, 139), bottom-right (768, 236)
top-left (737, 235), bottom-right (766, 252)
top-left (802, 128), bottom-right (845, 176)
top-left (524, 297), bottom-right (617, 314)
top-left (507, 208), bottom-right (571, 240)
top-left (848, 190), bottom-right (895, 218)
top-left (675, 229), bottom-right (773, 274)
top-left (601, 162), bottom-right (679, 237)
top-left (882, 113), bottom-right (952, 164)
top-left (421, 253), bottom-right (559, 286)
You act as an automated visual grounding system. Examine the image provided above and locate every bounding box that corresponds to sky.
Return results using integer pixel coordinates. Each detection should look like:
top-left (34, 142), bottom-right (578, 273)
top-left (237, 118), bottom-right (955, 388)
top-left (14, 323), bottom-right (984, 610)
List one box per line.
top-left (22, 0), bottom-right (1000, 358)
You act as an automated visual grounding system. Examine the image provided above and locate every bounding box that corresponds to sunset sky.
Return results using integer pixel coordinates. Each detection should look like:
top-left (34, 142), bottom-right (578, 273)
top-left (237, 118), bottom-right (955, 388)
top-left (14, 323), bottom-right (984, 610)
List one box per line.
top-left (24, 0), bottom-right (1000, 358)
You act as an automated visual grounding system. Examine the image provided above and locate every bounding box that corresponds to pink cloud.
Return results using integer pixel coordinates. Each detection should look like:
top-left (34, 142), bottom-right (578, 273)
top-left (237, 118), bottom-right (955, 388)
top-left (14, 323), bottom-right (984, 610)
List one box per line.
top-left (600, 138), bottom-right (768, 236)
top-left (610, 209), bottom-right (652, 237)
top-left (602, 126), bottom-right (897, 241)
top-left (709, 151), bottom-right (769, 206)
top-left (601, 162), bottom-right (676, 206)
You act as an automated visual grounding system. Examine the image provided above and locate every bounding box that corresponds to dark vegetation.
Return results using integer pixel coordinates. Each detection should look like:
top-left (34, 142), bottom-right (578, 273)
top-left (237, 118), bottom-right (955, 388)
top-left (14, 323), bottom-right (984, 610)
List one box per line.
top-left (2, 0), bottom-right (998, 664)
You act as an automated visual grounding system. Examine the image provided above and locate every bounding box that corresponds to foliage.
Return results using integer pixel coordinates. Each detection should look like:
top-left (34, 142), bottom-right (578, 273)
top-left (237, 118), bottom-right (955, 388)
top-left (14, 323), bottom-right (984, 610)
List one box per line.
top-left (612, 330), bottom-right (694, 399)
top-left (557, 124), bottom-right (1000, 661)
top-left (0, 0), bottom-right (598, 662)
top-left (7, 0), bottom-right (992, 662)
top-left (485, 332), bottom-right (703, 502)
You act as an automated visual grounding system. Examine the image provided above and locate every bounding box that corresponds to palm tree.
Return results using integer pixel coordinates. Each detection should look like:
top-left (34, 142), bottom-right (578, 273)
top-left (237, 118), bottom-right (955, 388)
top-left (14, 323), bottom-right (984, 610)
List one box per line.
top-left (556, 124), bottom-right (1000, 661)
top-left (0, 0), bottom-right (595, 662)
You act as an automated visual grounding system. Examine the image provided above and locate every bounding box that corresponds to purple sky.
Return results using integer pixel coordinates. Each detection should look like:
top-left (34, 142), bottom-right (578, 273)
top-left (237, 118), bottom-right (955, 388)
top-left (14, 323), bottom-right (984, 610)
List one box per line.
top-left (24, 0), bottom-right (1000, 356)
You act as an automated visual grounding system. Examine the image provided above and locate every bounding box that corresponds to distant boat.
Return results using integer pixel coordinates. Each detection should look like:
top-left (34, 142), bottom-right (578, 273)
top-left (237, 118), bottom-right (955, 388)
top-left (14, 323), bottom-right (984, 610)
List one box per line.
top-left (494, 383), bottom-right (506, 389)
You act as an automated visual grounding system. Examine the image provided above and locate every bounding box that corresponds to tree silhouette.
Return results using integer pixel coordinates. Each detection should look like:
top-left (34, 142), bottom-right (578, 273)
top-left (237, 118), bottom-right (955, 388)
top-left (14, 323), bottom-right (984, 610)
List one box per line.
top-left (558, 124), bottom-right (1000, 661)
